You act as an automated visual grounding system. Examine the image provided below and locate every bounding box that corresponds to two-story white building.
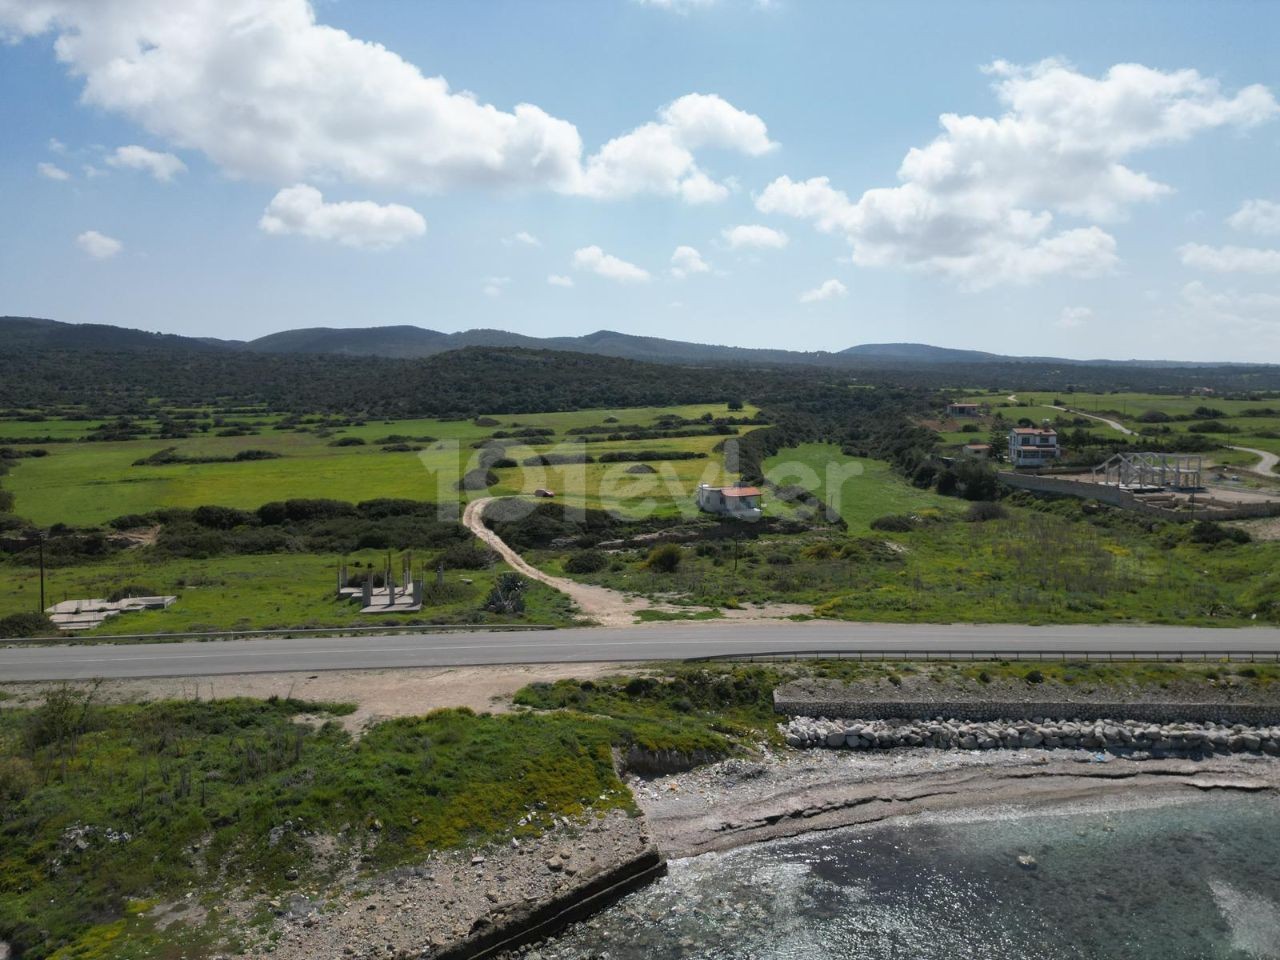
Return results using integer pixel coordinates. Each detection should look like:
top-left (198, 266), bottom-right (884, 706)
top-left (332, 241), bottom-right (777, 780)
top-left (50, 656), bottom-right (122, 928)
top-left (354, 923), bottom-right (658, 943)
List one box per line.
top-left (1008, 427), bottom-right (1059, 467)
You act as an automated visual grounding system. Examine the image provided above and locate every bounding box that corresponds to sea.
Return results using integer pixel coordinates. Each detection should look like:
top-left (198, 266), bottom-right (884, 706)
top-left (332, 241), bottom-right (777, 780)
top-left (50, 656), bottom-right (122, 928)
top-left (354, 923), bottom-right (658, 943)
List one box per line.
top-left (539, 794), bottom-right (1280, 960)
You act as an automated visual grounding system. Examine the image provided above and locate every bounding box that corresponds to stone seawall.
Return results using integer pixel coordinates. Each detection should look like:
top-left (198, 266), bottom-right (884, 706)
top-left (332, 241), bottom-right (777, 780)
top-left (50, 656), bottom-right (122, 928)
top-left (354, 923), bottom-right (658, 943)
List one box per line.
top-left (773, 693), bottom-right (1280, 727)
top-left (780, 715), bottom-right (1280, 757)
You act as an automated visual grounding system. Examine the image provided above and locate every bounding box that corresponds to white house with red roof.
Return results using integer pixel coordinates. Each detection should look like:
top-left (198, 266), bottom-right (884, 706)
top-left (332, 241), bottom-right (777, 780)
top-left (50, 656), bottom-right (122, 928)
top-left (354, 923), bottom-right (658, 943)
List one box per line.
top-left (696, 483), bottom-right (763, 519)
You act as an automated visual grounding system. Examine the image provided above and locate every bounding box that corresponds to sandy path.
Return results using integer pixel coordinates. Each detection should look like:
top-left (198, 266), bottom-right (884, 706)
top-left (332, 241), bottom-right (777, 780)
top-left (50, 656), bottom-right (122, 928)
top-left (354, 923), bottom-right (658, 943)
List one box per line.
top-left (1228, 444), bottom-right (1280, 476)
top-left (1050, 404), bottom-right (1134, 435)
top-left (463, 497), bottom-right (654, 626)
top-left (0, 662), bottom-right (637, 733)
top-left (462, 497), bottom-right (813, 626)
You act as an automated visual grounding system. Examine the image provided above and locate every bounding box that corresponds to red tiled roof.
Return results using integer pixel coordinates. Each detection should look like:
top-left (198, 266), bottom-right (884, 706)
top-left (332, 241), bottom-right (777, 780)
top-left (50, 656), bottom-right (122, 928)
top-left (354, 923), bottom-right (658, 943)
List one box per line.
top-left (1011, 427), bottom-right (1056, 435)
top-left (722, 487), bottom-right (762, 497)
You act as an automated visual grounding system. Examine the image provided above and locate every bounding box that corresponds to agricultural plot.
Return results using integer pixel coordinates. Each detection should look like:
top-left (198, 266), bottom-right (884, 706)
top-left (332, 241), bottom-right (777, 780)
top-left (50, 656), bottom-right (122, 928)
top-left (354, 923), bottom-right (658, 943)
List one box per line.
top-left (1, 403), bottom-right (760, 526)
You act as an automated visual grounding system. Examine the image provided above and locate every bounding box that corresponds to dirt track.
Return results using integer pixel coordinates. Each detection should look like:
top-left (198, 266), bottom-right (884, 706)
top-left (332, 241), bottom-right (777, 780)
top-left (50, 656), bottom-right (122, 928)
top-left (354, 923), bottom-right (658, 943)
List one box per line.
top-left (461, 496), bottom-right (813, 626)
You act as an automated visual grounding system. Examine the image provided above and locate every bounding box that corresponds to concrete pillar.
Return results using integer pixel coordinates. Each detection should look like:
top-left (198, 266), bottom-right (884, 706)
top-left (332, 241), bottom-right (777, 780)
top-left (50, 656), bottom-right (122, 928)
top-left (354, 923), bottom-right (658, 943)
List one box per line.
top-left (361, 577), bottom-right (372, 608)
top-left (413, 579), bottom-right (424, 606)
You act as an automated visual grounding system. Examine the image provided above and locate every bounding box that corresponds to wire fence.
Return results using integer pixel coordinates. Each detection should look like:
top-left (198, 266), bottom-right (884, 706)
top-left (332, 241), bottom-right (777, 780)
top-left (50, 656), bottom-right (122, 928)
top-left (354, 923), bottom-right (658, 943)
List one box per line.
top-left (688, 649), bottom-right (1280, 664)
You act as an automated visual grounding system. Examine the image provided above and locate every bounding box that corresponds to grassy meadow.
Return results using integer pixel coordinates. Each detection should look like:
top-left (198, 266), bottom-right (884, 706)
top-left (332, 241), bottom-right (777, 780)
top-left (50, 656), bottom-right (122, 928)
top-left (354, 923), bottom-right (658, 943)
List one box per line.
top-left (2, 403), bottom-right (758, 527)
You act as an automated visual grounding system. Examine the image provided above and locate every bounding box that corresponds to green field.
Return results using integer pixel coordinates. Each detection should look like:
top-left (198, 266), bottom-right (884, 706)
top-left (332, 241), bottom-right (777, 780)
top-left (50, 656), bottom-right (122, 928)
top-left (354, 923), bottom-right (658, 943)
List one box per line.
top-left (0, 551), bottom-right (575, 634)
top-left (2, 403), bottom-right (759, 527)
top-left (546, 443), bottom-right (1280, 625)
top-left (762, 444), bottom-right (957, 531)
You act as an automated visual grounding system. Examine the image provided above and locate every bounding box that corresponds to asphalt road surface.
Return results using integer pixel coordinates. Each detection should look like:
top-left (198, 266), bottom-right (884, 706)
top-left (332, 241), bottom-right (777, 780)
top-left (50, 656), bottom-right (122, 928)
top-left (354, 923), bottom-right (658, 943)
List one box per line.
top-left (4, 621), bottom-right (1280, 681)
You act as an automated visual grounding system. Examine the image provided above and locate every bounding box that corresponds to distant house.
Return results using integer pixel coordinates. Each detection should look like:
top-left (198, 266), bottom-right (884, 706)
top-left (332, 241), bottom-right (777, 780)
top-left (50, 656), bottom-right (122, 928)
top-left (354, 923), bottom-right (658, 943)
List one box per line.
top-left (1008, 427), bottom-right (1059, 467)
top-left (962, 442), bottom-right (991, 458)
top-left (696, 484), bottom-right (763, 520)
top-left (946, 403), bottom-right (982, 418)
top-left (534, 488), bottom-right (556, 498)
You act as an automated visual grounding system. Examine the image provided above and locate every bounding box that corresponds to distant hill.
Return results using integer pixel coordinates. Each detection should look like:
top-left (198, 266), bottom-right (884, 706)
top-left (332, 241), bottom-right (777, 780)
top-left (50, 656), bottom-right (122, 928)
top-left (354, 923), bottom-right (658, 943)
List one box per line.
top-left (0, 316), bottom-right (238, 353)
top-left (2, 316), bottom-right (1273, 370)
top-left (841, 343), bottom-right (1009, 364)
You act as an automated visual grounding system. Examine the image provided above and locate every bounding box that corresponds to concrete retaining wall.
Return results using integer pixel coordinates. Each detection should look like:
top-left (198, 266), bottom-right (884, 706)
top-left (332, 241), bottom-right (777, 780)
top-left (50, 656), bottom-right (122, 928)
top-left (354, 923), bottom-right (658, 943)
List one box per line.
top-left (773, 693), bottom-right (1280, 727)
top-left (998, 472), bottom-right (1280, 521)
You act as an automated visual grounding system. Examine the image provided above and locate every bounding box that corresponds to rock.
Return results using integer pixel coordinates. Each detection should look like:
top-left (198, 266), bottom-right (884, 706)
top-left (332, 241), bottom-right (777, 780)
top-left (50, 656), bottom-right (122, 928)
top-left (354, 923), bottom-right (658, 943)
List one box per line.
top-left (1016, 854), bottom-right (1038, 870)
top-left (545, 859), bottom-right (563, 872)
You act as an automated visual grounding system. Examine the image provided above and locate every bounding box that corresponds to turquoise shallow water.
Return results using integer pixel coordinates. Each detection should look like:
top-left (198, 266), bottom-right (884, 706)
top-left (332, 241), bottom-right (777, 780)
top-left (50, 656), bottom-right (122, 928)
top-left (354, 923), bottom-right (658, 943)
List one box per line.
top-left (540, 795), bottom-right (1280, 960)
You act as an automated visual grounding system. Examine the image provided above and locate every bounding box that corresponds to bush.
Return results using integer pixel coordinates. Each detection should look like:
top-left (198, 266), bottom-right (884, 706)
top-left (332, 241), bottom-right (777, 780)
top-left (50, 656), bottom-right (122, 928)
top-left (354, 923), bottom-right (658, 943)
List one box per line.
top-left (1024, 670), bottom-right (1045, 684)
top-left (0, 611), bottom-right (57, 639)
top-left (645, 543), bottom-right (684, 573)
top-left (1189, 521), bottom-right (1251, 546)
top-left (1137, 410), bottom-right (1172, 423)
top-left (870, 514), bottom-right (915, 532)
top-left (257, 499), bottom-right (356, 524)
top-left (107, 513), bottom-right (156, 530)
top-left (965, 501), bottom-right (1007, 522)
top-left (192, 504), bottom-right (256, 530)
top-left (1187, 420), bottom-right (1237, 434)
top-left (564, 551), bottom-right (609, 574)
top-left (625, 463), bottom-right (657, 474)
top-left (456, 468), bottom-right (499, 491)
top-left (438, 540), bottom-right (495, 570)
top-left (328, 436), bottom-right (367, 447)
top-left (483, 572), bottom-right (527, 614)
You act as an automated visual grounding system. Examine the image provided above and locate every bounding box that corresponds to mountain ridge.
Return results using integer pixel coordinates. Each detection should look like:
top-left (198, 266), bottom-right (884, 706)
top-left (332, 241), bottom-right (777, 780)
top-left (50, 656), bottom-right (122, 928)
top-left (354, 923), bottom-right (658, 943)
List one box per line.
top-left (1, 316), bottom-right (1272, 369)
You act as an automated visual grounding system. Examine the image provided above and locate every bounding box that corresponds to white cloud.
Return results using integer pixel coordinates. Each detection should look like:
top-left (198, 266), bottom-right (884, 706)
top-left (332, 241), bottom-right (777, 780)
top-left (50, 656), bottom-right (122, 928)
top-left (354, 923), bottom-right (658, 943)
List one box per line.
top-left (670, 245), bottom-right (710, 279)
top-left (107, 145), bottom-right (186, 181)
top-left (1228, 199), bottom-right (1280, 236)
top-left (258, 184), bottom-right (426, 248)
top-left (503, 231), bottom-right (541, 247)
top-left (756, 59), bottom-right (1277, 287)
top-left (483, 276), bottom-right (511, 297)
top-left (799, 278), bottom-right (847, 303)
top-left (1, 2), bottom-right (771, 206)
top-left (721, 223), bottom-right (788, 250)
top-left (1178, 243), bottom-right (1280, 274)
top-left (547, 274), bottom-right (574, 288)
top-left (1057, 306), bottom-right (1092, 328)
top-left (634, 0), bottom-right (718, 11)
top-left (37, 161), bottom-right (70, 180)
top-left (76, 230), bottom-right (122, 259)
top-left (572, 245), bottom-right (650, 283)
top-left (47, 137), bottom-right (66, 154)
top-left (575, 94), bottom-right (772, 203)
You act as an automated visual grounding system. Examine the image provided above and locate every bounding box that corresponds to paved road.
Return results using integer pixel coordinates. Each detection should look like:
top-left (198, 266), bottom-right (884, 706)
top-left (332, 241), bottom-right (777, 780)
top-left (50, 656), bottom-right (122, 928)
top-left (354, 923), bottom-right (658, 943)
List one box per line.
top-left (4, 622), bottom-right (1280, 681)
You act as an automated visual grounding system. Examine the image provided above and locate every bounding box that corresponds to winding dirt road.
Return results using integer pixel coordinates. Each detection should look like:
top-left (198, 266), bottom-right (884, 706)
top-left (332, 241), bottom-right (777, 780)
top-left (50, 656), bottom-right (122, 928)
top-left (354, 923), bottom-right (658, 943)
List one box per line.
top-left (461, 497), bottom-right (813, 626)
top-left (462, 497), bottom-right (653, 626)
top-left (1050, 405), bottom-right (1134, 435)
top-left (1228, 445), bottom-right (1280, 476)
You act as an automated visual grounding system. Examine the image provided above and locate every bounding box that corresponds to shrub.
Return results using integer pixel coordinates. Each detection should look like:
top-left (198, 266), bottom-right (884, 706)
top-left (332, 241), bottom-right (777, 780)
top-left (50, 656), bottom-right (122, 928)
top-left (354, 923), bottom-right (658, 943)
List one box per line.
top-left (1137, 410), bottom-right (1171, 423)
top-left (456, 468), bottom-right (499, 491)
top-left (565, 551), bottom-right (609, 574)
top-left (965, 501), bottom-right (1007, 522)
top-left (1189, 521), bottom-right (1251, 546)
top-left (625, 463), bottom-right (657, 474)
top-left (232, 449), bottom-right (280, 461)
top-left (870, 514), bottom-right (915, 532)
top-left (328, 436), bottom-right (367, 447)
top-left (1187, 420), bottom-right (1237, 434)
top-left (483, 572), bottom-right (526, 614)
top-left (438, 540), bottom-right (495, 570)
top-left (0, 612), bottom-right (57, 639)
top-left (107, 513), bottom-right (156, 530)
top-left (1024, 670), bottom-right (1045, 684)
top-left (192, 505), bottom-right (256, 530)
top-left (645, 543), bottom-right (684, 573)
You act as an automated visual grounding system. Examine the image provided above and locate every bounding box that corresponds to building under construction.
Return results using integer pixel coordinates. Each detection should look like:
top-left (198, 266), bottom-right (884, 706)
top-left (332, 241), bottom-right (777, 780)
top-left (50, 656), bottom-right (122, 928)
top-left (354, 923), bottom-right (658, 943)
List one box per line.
top-left (1091, 452), bottom-right (1203, 491)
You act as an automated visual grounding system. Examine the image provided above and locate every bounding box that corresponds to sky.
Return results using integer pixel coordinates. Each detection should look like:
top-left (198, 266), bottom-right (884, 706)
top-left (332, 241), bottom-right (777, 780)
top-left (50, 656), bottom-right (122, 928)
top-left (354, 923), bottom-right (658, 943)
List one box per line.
top-left (2, 0), bottom-right (1279, 361)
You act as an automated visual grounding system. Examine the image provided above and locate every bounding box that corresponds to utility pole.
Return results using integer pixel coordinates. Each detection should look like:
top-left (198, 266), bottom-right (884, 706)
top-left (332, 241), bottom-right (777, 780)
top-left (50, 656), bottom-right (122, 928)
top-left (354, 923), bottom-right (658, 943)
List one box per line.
top-left (38, 533), bottom-right (46, 613)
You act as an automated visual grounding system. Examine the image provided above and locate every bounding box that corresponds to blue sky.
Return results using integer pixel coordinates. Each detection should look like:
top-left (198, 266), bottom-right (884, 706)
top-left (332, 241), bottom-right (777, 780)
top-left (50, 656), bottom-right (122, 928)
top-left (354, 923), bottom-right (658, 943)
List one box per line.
top-left (2, 0), bottom-right (1279, 360)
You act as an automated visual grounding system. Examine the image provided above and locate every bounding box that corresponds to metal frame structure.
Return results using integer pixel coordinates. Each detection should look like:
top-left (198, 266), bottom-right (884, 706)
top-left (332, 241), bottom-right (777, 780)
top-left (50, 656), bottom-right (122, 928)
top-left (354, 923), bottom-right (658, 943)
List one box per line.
top-left (1092, 452), bottom-right (1202, 490)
